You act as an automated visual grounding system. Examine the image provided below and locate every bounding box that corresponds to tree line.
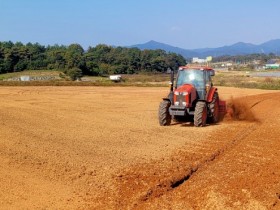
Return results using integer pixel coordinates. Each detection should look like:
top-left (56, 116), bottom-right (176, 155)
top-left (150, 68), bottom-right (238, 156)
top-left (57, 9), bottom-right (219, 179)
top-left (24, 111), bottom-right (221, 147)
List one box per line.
top-left (0, 41), bottom-right (186, 77)
top-left (213, 53), bottom-right (279, 65)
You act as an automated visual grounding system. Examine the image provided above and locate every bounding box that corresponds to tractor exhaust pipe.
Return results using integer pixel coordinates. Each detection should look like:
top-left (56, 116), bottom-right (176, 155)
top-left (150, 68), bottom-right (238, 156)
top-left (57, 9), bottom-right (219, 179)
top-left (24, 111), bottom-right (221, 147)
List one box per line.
top-left (170, 69), bottom-right (174, 92)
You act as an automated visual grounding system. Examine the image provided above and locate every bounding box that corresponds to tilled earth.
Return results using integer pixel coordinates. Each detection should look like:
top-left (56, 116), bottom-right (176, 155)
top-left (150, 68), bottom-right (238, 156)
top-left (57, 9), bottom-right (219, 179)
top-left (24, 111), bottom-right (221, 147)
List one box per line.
top-left (0, 86), bottom-right (279, 209)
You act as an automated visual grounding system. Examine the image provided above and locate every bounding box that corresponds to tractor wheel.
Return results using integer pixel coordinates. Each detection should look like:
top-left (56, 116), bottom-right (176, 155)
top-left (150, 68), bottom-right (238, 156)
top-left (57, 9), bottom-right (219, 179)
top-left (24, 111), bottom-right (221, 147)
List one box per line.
top-left (194, 101), bottom-right (207, 127)
top-left (209, 92), bottom-right (219, 123)
top-left (158, 100), bottom-right (171, 126)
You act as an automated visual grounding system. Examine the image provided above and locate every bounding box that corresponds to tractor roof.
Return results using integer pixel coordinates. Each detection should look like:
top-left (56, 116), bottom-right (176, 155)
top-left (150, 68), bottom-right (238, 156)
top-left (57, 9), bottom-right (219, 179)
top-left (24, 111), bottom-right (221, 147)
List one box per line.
top-left (178, 66), bottom-right (214, 71)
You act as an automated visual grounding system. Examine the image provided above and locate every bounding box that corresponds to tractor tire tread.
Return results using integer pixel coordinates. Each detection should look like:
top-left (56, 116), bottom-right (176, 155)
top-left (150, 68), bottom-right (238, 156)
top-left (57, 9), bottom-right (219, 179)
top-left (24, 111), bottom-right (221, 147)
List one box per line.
top-left (209, 92), bottom-right (219, 123)
top-left (158, 100), bottom-right (171, 126)
top-left (194, 101), bottom-right (207, 127)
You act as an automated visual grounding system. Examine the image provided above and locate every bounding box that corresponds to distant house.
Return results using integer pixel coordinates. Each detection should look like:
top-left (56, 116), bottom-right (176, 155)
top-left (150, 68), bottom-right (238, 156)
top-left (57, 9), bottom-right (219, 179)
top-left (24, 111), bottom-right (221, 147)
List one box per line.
top-left (226, 63), bottom-right (233, 67)
top-left (192, 57), bottom-right (207, 64)
top-left (265, 64), bottom-right (280, 69)
top-left (265, 59), bottom-right (280, 69)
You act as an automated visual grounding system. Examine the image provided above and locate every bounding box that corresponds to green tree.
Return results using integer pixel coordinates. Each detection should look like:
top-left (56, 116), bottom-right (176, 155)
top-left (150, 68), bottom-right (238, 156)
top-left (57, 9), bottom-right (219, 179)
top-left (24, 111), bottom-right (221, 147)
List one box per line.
top-left (26, 42), bottom-right (46, 69)
top-left (45, 44), bottom-right (67, 69)
top-left (0, 41), bottom-right (188, 76)
top-left (65, 67), bottom-right (83, 81)
top-left (65, 44), bottom-right (84, 69)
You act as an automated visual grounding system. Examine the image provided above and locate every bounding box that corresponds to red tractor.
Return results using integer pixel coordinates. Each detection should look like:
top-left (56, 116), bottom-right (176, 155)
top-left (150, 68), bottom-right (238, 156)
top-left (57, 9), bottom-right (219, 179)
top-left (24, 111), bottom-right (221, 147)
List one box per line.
top-left (158, 66), bottom-right (226, 127)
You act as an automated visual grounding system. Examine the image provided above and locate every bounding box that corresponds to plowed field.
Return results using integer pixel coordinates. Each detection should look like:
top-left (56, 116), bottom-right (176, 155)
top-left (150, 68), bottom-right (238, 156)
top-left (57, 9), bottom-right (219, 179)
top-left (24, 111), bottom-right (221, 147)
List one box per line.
top-left (0, 86), bottom-right (279, 209)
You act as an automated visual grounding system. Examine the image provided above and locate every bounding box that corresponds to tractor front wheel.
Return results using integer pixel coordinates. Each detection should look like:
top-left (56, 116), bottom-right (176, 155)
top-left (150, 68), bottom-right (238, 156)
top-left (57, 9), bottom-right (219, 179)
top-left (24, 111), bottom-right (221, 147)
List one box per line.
top-left (158, 100), bottom-right (171, 126)
top-left (194, 101), bottom-right (207, 127)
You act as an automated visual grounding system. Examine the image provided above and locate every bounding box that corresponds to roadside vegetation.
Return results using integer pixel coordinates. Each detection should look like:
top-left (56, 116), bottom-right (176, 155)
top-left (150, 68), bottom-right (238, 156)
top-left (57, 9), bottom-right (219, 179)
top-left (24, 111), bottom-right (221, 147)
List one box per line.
top-left (1, 69), bottom-right (280, 90)
top-left (0, 71), bottom-right (170, 87)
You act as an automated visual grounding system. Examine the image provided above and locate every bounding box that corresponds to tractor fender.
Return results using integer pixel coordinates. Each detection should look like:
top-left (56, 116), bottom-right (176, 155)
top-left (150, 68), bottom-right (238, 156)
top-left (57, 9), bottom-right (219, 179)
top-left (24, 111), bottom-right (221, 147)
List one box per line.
top-left (207, 87), bottom-right (217, 102)
top-left (162, 98), bottom-right (171, 102)
top-left (162, 92), bottom-right (173, 103)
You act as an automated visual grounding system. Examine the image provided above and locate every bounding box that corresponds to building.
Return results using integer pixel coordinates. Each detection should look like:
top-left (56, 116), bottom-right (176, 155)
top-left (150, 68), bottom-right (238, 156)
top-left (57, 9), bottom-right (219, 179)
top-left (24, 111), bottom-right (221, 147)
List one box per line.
top-left (265, 64), bottom-right (280, 69)
top-left (192, 56), bottom-right (213, 64)
top-left (265, 59), bottom-right (280, 69)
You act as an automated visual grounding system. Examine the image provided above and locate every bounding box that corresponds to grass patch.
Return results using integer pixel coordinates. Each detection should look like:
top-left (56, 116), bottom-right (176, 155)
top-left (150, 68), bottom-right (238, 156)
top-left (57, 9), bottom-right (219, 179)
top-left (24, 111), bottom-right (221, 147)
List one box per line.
top-left (0, 71), bottom-right (170, 87)
top-left (1, 70), bottom-right (280, 90)
top-left (0, 70), bottom-right (62, 81)
top-left (213, 71), bottom-right (280, 90)
top-left (0, 80), bottom-right (168, 87)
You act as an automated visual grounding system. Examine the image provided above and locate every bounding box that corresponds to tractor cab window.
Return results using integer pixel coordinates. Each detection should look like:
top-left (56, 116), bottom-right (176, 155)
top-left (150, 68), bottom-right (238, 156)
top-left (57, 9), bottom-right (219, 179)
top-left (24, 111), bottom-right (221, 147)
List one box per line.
top-left (205, 70), bottom-right (213, 86)
top-left (176, 69), bottom-right (204, 88)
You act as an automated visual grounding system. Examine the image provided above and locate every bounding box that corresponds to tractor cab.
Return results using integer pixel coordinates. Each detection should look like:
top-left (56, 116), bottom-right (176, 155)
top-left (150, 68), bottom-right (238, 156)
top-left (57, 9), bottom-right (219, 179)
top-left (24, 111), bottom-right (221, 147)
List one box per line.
top-left (176, 66), bottom-right (214, 100)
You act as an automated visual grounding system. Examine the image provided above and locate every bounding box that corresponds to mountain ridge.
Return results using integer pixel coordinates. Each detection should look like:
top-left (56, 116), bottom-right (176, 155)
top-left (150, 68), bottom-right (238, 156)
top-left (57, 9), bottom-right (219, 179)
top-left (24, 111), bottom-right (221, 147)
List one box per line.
top-left (129, 39), bottom-right (280, 58)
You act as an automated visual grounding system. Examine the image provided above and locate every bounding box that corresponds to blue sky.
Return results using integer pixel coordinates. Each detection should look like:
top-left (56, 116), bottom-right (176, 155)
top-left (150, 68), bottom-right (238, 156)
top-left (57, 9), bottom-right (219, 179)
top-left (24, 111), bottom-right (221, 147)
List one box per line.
top-left (1, 0), bottom-right (280, 49)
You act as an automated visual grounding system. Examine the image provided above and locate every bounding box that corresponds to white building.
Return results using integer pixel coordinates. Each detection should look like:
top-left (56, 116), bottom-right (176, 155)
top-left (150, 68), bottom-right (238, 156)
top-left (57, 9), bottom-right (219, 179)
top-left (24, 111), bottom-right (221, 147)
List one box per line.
top-left (192, 57), bottom-right (207, 64)
top-left (265, 64), bottom-right (280, 69)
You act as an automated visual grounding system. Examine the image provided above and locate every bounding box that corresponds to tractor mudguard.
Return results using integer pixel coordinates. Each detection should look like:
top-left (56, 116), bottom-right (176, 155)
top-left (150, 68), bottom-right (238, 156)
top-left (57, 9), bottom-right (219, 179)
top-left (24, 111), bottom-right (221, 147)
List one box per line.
top-left (163, 92), bottom-right (173, 103)
top-left (207, 87), bottom-right (217, 102)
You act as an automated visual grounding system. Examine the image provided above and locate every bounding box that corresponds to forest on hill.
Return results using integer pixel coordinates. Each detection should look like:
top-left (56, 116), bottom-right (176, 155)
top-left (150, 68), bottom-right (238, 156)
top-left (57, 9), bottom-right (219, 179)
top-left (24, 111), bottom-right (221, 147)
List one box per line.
top-left (0, 41), bottom-right (186, 77)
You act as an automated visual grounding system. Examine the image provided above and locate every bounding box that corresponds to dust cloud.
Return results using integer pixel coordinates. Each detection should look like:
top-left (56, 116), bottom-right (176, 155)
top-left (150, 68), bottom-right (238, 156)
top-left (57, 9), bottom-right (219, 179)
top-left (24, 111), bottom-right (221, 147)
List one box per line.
top-left (225, 97), bottom-right (256, 122)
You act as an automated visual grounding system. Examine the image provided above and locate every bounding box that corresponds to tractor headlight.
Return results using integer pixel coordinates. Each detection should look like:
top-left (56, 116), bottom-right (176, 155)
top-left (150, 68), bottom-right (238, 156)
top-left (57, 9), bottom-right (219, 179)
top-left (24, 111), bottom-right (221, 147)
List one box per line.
top-left (174, 101), bottom-right (179, 106)
top-left (182, 102), bottom-right (187, 106)
top-left (182, 92), bottom-right (188, 96)
top-left (174, 91), bottom-right (179, 95)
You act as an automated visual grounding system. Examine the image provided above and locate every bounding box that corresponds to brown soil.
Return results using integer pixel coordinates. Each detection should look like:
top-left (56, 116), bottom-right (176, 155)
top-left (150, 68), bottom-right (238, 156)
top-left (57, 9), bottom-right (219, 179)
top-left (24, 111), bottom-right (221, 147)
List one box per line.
top-left (0, 86), bottom-right (279, 209)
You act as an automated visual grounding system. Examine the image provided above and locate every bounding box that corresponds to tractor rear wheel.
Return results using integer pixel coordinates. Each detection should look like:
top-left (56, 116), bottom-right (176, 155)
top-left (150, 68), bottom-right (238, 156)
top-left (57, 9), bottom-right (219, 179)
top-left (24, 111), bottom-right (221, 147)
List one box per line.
top-left (209, 92), bottom-right (219, 123)
top-left (194, 101), bottom-right (207, 127)
top-left (158, 100), bottom-right (171, 126)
